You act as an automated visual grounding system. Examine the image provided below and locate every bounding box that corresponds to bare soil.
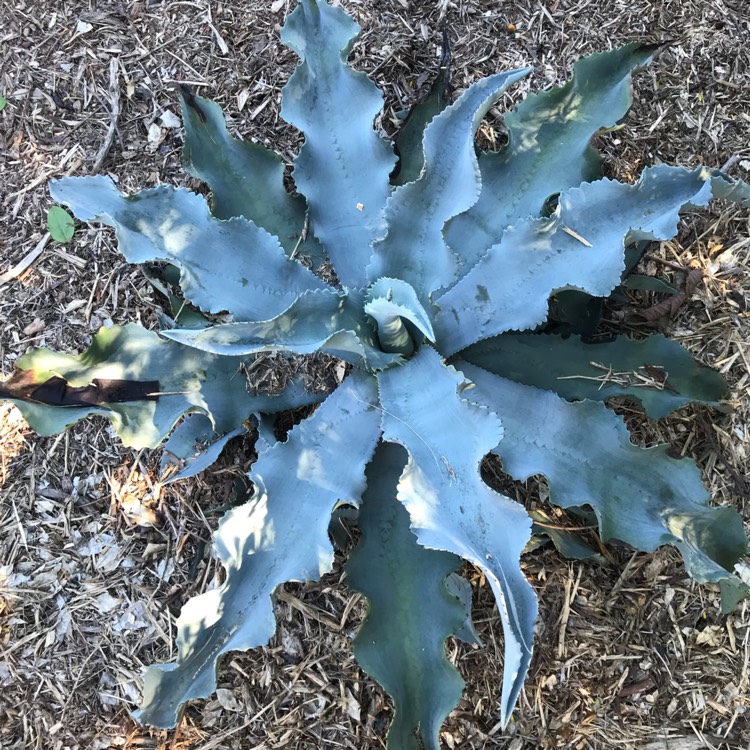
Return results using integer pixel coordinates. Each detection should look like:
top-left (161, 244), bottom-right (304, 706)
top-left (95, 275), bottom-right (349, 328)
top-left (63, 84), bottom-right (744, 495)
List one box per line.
top-left (1, 1), bottom-right (749, 749)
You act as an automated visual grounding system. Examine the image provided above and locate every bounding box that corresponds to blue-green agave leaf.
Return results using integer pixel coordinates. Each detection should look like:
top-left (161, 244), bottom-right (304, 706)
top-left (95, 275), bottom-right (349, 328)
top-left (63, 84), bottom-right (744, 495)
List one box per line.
top-left (721, 578), bottom-right (750, 613)
top-left (1, 325), bottom-right (324, 452)
top-left (392, 34), bottom-right (452, 187)
top-left (179, 90), bottom-right (324, 265)
top-left (1, 324), bottom-right (265, 449)
top-left (436, 166), bottom-right (750, 355)
top-left (134, 369), bottom-right (382, 728)
top-left (161, 415), bottom-right (245, 484)
top-left (377, 347), bottom-right (537, 726)
top-left (159, 371), bottom-right (328, 484)
top-left (163, 288), bottom-right (398, 370)
top-left (446, 43), bottom-right (657, 269)
top-left (545, 289), bottom-right (605, 336)
top-left (254, 413), bottom-right (279, 454)
top-left (460, 362), bottom-right (747, 603)
top-left (369, 68), bottom-right (530, 301)
top-left (140, 264), bottom-right (212, 330)
top-left (545, 238), bottom-right (651, 336)
top-left (460, 332), bottom-right (729, 419)
top-left (624, 274), bottom-right (680, 295)
top-left (281, 0), bottom-right (396, 287)
top-left (444, 572), bottom-right (482, 647)
top-left (49, 175), bottom-right (327, 321)
top-left (345, 442), bottom-right (465, 750)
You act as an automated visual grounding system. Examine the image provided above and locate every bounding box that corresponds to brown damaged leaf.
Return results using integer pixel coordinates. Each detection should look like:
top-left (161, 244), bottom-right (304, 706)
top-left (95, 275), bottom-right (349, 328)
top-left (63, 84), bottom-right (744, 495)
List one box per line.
top-left (0, 369), bottom-right (159, 407)
top-left (638, 293), bottom-right (688, 322)
top-left (636, 269), bottom-right (705, 323)
top-left (641, 364), bottom-right (679, 394)
top-left (684, 268), bottom-right (704, 295)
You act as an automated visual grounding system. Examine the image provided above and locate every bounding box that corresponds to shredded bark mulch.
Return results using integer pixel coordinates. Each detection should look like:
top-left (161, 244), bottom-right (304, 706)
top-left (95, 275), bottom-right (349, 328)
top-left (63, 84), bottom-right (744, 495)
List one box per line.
top-left (1, 1), bottom-right (749, 748)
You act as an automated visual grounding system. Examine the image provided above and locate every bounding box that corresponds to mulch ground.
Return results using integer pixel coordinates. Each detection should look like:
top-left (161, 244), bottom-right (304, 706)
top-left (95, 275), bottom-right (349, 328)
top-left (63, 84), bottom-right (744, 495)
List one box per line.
top-left (1, 1), bottom-right (749, 748)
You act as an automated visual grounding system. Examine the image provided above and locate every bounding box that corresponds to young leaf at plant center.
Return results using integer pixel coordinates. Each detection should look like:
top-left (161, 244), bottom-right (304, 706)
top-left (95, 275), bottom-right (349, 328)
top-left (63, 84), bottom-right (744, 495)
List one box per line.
top-left (46, 205), bottom-right (75, 243)
top-left (364, 277), bottom-right (435, 356)
top-left (346, 442), bottom-right (466, 750)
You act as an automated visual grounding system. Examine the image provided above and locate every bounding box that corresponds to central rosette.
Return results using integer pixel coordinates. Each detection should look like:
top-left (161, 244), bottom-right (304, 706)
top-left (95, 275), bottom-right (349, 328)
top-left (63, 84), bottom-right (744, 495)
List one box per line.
top-left (364, 277), bottom-right (435, 359)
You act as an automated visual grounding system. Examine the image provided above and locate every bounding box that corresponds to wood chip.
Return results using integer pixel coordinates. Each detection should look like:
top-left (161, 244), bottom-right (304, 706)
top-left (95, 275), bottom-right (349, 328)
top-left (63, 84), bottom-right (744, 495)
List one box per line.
top-left (0, 233), bottom-right (50, 286)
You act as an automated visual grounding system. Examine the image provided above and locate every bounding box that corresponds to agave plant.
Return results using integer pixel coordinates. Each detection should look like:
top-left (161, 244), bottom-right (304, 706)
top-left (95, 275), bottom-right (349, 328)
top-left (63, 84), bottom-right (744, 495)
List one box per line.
top-left (3, 0), bottom-right (750, 745)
